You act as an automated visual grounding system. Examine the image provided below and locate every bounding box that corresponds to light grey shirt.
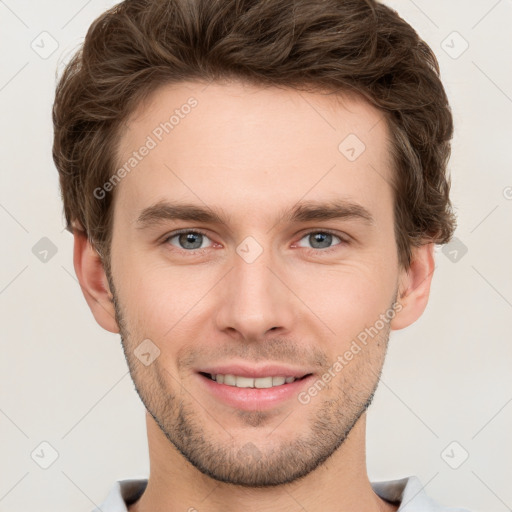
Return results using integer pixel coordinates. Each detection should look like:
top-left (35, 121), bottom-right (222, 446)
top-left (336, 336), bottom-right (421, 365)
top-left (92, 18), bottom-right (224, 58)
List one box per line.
top-left (92, 476), bottom-right (471, 511)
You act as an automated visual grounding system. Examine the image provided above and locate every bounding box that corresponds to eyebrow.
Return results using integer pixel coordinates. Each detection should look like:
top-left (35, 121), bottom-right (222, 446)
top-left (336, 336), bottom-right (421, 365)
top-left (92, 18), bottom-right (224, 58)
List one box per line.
top-left (135, 198), bottom-right (375, 230)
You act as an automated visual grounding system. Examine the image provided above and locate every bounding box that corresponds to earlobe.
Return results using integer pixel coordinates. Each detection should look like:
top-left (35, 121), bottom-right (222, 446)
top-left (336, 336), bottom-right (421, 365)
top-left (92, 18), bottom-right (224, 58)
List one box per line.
top-left (73, 229), bottom-right (119, 333)
top-left (390, 243), bottom-right (435, 331)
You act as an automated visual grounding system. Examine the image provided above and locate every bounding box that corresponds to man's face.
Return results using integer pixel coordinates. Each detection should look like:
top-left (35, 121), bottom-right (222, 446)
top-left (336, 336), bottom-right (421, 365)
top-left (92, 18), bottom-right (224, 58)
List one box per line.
top-left (108, 81), bottom-right (402, 486)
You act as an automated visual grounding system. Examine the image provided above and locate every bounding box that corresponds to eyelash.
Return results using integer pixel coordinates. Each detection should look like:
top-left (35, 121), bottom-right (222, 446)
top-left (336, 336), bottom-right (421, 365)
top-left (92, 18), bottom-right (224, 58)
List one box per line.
top-left (162, 228), bottom-right (349, 255)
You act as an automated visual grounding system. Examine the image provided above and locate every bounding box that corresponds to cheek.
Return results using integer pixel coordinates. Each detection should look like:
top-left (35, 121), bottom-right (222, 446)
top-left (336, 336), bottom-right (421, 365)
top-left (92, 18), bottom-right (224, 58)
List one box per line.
top-left (297, 264), bottom-right (396, 342)
top-left (118, 261), bottom-right (212, 337)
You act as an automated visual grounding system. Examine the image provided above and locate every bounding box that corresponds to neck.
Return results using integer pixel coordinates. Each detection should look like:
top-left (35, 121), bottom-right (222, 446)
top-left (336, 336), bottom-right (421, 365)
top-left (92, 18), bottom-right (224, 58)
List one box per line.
top-left (129, 412), bottom-right (398, 512)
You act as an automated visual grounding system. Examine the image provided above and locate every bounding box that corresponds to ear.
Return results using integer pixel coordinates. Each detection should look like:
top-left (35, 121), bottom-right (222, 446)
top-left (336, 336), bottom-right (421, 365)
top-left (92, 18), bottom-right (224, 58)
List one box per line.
top-left (390, 243), bottom-right (435, 331)
top-left (73, 229), bottom-right (119, 333)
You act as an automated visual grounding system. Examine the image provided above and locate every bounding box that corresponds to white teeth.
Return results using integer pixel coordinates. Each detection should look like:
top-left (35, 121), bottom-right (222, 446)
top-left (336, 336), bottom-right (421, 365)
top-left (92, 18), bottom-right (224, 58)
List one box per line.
top-left (255, 377), bottom-right (273, 388)
top-left (211, 374), bottom-right (297, 388)
top-left (272, 376), bottom-right (286, 386)
top-left (236, 376), bottom-right (254, 388)
top-left (224, 374), bottom-right (236, 386)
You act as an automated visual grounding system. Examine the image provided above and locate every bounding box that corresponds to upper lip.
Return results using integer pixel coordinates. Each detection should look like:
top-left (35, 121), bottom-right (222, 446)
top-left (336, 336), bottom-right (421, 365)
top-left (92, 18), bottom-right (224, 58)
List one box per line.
top-left (197, 364), bottom-right (313, 379)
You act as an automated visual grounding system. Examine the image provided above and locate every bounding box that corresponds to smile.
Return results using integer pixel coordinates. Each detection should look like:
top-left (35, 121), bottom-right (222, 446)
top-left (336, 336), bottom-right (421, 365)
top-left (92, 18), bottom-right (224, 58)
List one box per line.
top-left (203, 373), bottom-right (311, 388)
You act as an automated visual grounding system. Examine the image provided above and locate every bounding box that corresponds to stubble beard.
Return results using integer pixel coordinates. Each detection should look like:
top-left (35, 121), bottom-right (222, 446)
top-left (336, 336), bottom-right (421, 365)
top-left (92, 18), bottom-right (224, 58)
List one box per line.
top-left (106, 270), bottom-right (391, 488)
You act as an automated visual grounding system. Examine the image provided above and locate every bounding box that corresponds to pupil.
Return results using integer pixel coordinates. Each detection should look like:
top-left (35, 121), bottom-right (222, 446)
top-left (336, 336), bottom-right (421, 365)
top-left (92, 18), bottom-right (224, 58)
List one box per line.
top-left (311, 232), bottom-right (331, 249)
top-left (180, 232), bottom-right (202, 249)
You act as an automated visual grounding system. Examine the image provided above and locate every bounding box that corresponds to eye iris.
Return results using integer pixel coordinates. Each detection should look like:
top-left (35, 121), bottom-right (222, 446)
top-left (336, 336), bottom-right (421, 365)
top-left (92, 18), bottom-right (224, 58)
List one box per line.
top-left (179, 232), bottom-right (203, 250)
top-left (310, 232), bottom-right (332, 249)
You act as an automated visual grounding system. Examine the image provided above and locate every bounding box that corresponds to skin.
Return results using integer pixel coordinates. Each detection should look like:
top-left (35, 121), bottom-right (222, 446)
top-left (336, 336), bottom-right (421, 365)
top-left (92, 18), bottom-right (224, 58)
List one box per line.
top-left (74, 80), bottom-right (435, 512)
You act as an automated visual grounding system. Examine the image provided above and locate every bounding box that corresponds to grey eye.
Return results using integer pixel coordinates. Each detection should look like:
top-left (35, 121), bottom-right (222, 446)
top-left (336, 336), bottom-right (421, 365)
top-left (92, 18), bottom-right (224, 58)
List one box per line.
top-left (167, 231), bottom-right (212, 250)
top-left (297, 232), bottom-right (342, 250)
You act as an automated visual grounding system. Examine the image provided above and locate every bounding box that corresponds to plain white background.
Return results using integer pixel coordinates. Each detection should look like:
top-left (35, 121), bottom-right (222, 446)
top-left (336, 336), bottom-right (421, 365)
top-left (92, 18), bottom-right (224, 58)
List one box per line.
top-left (0, 1), bottom-right (511, 511)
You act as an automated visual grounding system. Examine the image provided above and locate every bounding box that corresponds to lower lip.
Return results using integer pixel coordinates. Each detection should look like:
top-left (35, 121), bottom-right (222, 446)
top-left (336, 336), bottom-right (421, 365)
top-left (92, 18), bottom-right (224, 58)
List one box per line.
top-left (197, 373), bottom-right (314, 411)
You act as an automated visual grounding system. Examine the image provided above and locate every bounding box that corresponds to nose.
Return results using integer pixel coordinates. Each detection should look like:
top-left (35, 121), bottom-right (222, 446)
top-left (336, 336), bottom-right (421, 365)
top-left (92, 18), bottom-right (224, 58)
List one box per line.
top-left (214, 243), bottom-right (297, 342)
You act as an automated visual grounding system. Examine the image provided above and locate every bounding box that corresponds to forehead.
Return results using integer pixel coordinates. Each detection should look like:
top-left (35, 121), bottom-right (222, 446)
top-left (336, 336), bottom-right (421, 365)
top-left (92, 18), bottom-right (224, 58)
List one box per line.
top-left (113, 80), bottom-right (393, 227)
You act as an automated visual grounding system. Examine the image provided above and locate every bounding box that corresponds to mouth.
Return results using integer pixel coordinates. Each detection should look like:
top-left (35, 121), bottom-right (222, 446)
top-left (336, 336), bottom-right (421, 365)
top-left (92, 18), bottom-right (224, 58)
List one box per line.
top-left (199, 372), bottom-right (313, 389)
top-left (196, 369), bottom-right (316, 411)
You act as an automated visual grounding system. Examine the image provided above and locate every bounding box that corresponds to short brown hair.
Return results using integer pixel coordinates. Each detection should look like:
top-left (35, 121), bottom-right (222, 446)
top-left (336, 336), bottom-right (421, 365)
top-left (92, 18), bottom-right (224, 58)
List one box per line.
top-left (52, 0), bottom-right (455, 269)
